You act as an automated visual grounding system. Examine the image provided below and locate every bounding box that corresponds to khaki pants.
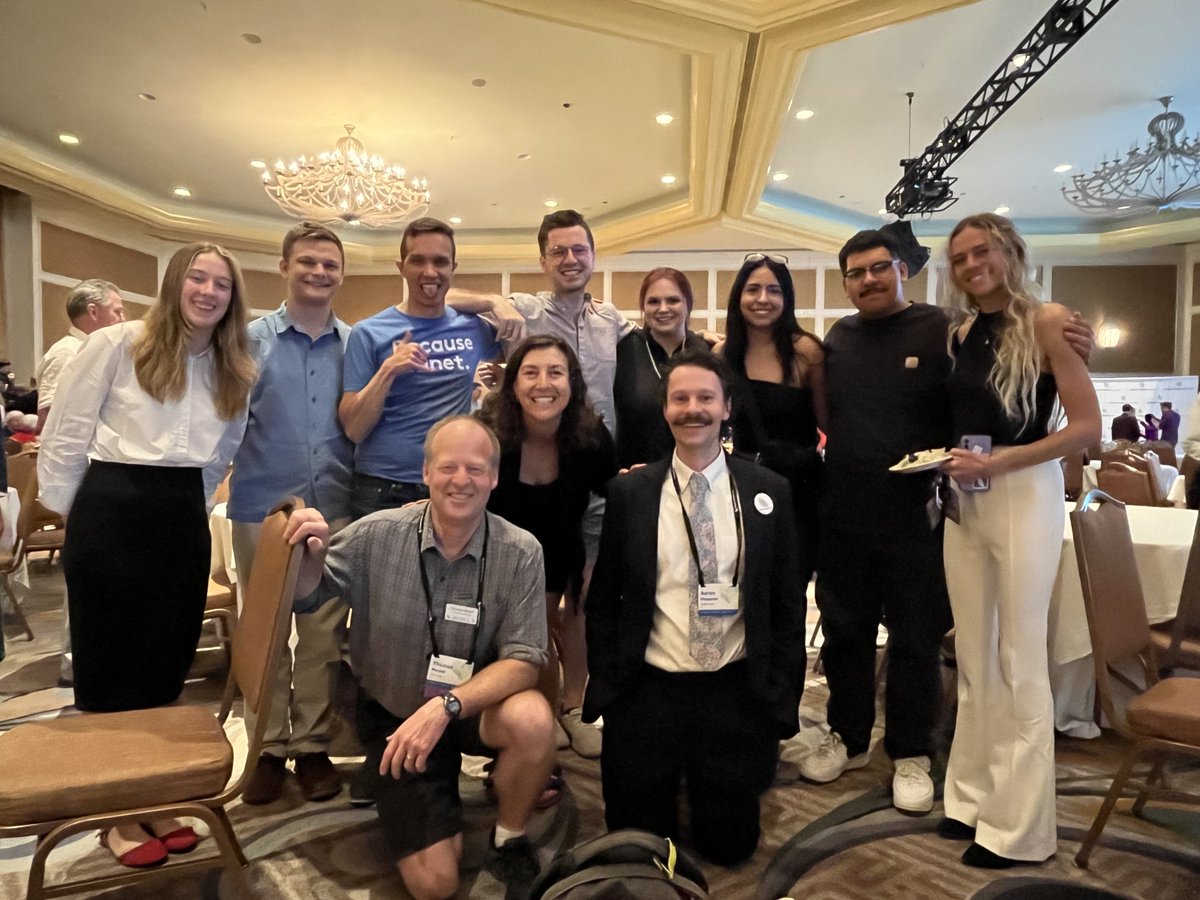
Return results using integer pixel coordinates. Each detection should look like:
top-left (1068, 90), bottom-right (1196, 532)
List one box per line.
top-left (232, 517), bottom-right (350, 758)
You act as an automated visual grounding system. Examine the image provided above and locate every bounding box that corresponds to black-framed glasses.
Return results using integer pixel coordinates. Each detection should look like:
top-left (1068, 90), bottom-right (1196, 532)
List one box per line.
top-left (744, 252), bottom-right (788, 266)
top-left (843, 259), bottom-right (898, 283)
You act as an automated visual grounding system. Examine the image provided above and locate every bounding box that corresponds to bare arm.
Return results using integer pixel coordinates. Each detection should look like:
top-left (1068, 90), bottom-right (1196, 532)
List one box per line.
top-left (797, 334), bottom-right (827, 433)
top-left (945, 303), bottom-right (1101, 485)
top-left (337, 331), bottom-right (429, 444)
top-left (446, 288), bottom-right (527, 342)
top-left (381, 659), bottom-right (540, 776)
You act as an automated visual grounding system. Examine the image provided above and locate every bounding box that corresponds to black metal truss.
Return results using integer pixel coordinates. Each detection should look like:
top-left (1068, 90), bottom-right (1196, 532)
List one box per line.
top-left (884, 0), bottom-right (1124, 218)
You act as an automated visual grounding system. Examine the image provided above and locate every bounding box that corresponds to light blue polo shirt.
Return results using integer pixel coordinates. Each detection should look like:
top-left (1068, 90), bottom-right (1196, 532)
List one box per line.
top-left (229, 303), bottom-right (354, 522)
top-left (343, 305), bottom-right (499, 483)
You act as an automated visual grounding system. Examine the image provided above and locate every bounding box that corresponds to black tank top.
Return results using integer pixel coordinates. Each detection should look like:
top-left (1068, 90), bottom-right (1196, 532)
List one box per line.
top-left (948, 310), bottom-right (1056, 446)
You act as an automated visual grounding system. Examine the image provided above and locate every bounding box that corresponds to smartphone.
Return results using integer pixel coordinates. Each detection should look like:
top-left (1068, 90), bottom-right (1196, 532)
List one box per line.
top-left (959, 434), bottom-right (992, 492)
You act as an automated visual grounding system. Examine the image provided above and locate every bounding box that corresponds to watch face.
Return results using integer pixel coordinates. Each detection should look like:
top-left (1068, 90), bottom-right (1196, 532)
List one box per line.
top-left (444, 693), bottom-right (461, 717)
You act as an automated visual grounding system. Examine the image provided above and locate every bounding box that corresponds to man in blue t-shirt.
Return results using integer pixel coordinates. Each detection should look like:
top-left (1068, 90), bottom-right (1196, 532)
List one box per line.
top-left (340, 217), bottom-right (501, 519)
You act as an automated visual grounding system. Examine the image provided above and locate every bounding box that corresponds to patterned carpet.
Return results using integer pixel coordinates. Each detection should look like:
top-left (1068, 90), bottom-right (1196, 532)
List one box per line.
top-left (2, 559), bottom-right (1198, 899)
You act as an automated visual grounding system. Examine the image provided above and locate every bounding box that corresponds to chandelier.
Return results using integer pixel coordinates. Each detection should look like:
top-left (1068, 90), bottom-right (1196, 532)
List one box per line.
top-left (261, 125), bottom-right (430, 228)
top-left (1062, 97), bottom-right (1200, 217)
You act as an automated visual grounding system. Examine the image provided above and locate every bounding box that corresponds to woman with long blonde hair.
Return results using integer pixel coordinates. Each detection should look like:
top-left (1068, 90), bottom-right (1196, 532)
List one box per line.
top-left (937, 214), bottom-right (1100, 868)
top-left (39, 242), bottom-right (255, 867)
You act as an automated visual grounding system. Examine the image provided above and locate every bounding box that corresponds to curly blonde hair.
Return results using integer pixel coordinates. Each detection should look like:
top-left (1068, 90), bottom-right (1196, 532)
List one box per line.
top-left (942, 213), bottom-right (1043, 430)
top-left (132, 242), bottom-right (256, 421)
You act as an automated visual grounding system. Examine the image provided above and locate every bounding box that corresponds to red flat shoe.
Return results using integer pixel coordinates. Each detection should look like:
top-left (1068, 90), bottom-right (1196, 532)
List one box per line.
top-left (99, 829), bottom-right (168, 868)
top-left (157, 826), bottom-right (200, 854)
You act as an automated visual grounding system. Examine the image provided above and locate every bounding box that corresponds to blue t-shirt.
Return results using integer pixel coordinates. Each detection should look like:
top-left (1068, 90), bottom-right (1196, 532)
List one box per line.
top-left (343, 306), bottom-right (499, 482)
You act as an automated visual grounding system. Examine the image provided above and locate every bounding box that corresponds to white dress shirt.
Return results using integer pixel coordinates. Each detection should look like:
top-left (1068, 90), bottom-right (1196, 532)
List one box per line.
top-left (35, 326), bottom-right (86, 411)
top-left (645, 450), bottom-right (746, 672)
top-left (38, 320), bottom-right (248, 514)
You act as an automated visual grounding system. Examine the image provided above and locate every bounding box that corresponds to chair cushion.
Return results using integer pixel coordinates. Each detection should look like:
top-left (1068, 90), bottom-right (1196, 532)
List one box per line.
top-left (205, 578), bottom-right (236, 612)
top-left (1150, 629), bottom-right (1200, 670)
top-left (1127, 677), bottom-right (1200, 746)
top-left (0, 705), bottom-right (232, 824)
top-left (25, 529), bottom-right (64, 551)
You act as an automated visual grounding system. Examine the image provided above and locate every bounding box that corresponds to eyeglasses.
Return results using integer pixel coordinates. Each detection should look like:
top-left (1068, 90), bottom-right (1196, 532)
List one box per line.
top-left (843, 260), bottom-right (898, 283)
top-left (545, 244), bottom-right (593, 262)
top-left (744, 252), bottom-right (788, 266)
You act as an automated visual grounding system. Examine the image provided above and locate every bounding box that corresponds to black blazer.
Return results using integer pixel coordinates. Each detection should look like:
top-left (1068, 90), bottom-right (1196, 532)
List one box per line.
top-left (583, 455), bottom-right (806, 739)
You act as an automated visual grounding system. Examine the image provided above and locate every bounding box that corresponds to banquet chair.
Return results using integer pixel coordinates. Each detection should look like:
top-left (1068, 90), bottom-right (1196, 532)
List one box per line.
top-left (1096, 462), bottom-right (1158, 507)
top-left (0, 498), bottom-right (305, 900)
top-left (1068, 490), bottom-right (1200, 869)
top-left (1144, 440), bottom-right (1178, 469)
top-left (1155, 511), bottom-right (1200, 672)
top-left (0, 450), bottom-right (62, 642)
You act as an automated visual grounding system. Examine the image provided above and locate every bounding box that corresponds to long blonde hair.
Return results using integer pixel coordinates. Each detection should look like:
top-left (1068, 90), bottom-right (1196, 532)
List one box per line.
top-left (132, 242), bottom-right (256, 421)
top-left (942, 213), bottom-right (1042, 430)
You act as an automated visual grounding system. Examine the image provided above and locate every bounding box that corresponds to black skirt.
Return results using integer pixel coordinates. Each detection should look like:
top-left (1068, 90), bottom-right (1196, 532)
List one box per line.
top-left (63, 461), bottom-right (209, 712)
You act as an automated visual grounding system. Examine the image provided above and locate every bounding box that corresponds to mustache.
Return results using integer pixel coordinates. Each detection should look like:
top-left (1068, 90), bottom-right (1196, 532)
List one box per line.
top-left (671, 413), bottom-right (713, 426)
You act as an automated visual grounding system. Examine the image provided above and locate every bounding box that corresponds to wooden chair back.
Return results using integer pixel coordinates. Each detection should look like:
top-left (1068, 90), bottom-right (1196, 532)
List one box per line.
top-left (1097, 462), bottom-right (1157, 507)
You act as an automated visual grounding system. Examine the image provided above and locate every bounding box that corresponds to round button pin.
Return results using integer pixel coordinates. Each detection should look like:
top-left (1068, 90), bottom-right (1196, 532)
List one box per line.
top-left (754, 493), bottom-right (774, 514)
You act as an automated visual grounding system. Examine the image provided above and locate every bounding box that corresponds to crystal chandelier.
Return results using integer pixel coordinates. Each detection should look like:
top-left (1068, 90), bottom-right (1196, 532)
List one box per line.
top-left (1062, 97), bottom-right (1200, 217)
top-left (262, 125), bottom-right (430, 227)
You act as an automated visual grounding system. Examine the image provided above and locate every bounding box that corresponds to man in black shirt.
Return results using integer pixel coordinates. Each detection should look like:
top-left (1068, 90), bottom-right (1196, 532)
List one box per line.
top-left (800, 230), bottom-right (952, 814)
top-left (1111, 404), bottom-right (1141, 442)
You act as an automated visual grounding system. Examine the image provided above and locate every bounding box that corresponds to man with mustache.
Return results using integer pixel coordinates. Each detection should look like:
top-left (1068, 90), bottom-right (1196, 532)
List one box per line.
top-left (583, 351), bottom-right (805, 865)
top-left (231, 222), bottom-right (354, 805)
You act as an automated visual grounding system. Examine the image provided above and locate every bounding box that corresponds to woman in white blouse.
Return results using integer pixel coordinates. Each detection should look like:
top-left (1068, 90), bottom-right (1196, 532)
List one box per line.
top-left (39, 242), bottom-right (255, 867)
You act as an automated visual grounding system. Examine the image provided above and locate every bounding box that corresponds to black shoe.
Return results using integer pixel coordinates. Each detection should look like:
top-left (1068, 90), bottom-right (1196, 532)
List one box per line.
top-left (294, 752), bottom-right (342, 802)
top-left (936, 817), bottom-right (976, 841)
top-left (962, 842), bottom-right (1026, 869)
top-left (486, 834), bottom-right (539, 900)
top-left (242, 755), bottom-right (288, 805)
top-left (349, 755), bottom-right (382, 807)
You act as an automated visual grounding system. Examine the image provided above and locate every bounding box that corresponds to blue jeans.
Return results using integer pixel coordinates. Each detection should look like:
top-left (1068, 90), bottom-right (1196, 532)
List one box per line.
top-left (350, 472), bottom-right (429, 519)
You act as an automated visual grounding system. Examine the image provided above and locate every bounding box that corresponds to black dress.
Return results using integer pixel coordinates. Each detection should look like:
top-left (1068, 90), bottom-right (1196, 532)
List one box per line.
top-left (733, 379), bottom-right (822, 583)
top-left (487, 425), bottom-right (617, 600)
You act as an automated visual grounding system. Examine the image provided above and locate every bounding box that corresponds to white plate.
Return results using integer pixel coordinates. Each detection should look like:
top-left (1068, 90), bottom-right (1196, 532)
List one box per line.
top-left (889, 450), bottom-right (951, 474)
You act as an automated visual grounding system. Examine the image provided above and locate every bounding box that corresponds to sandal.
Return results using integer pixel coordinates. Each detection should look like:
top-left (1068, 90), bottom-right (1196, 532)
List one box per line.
top-left (99, 827), bottom-right (168, 868)
top-left (146, 822), bottom-right (200, 854)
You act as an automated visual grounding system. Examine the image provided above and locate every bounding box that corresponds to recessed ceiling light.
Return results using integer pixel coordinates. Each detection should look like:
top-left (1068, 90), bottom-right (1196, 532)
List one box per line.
top-left (1054, 163), bottom-right (1072, 173)
top-left (795, 108), bottom-right (815, 121)
top-left (544, 199), bottom-right (559, 208)
top-left (994, 205), bottom-right (1010, 214)
top-left (449, 216), bottom-right (462, 224)
top-left (137, 92), bottom-right (156, 101)
top-left (877, 208), bottom-right (888, 216)
top-left (1010, 53), bottom-right (1029, 67)
top-left (660, 174), bottom-right (676, 185)
top-left (241, 33), bottom-right (262, 44)
top-left (472, 78), bottom-right (487, 87)
top-left (1117, 204), bottom-right (1131, 210)
top-left (655, 113), bottom-right (674, 125)
top-left (58, 133), bottom-right (79, 145)
top-left (772, 172), bottom-right (789, 182)
top-left (517, 153), bottom-right (531, 160)
top-left (249, 159), bottom-right (266, 169)
top-left (174, 187), bottom-right (192, 198)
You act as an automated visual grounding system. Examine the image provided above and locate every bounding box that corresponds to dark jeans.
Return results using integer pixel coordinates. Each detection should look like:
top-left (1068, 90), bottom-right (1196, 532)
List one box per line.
top-left (351, 472), bottom-right (429, 519)
top-left (815, 525), bottom-right (953, 760)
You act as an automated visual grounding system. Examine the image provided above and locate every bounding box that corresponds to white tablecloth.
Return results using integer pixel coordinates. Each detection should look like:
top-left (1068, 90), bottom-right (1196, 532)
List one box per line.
top-left (1049, 501), bottom-right (1195, 736)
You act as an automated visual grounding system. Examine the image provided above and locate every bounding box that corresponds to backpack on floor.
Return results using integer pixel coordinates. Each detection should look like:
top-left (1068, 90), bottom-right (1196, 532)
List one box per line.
top-left (529, 829), bottom-right (709, 900)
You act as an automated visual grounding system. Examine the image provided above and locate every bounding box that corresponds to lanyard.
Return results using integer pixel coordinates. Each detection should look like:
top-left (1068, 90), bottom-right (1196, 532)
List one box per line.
top-left (669, 460), bottom-right (742, 587)
top-left (416, 506), bottom-right (488, 665)
top-left (641, 329), bottom-right (686, 381)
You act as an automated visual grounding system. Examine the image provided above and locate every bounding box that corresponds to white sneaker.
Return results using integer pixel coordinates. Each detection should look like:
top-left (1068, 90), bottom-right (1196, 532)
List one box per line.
top-left (798, 731), bottom-right (870, 783)
top-left (560, 708), bottom-right (602, 759)
top-left (892, 756), bottom-right (934, 813)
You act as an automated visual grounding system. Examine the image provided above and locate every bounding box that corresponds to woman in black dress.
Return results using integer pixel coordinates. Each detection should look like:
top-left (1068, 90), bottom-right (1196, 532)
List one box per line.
top-left (479, 335), bottom-right (616, 757)
top-left (613, 268), bottom-right (710, 469)
top-left (715, 252), bottom-right (826, 584)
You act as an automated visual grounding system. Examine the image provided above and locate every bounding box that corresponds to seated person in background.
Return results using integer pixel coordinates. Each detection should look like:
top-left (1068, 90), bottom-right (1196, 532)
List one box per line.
top-left (5, 411), bottom-right (38, 444)
top-left (286, 416), bottom-right (555, 900)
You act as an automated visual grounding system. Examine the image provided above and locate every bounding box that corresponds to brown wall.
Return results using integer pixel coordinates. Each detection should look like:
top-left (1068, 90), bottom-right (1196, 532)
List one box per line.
top-left (1053, 265), bottom-right (1177, 374)
top-left (40, 223), bottom-right (157, 295)
top-left (610, 270), bottom-right (710, 314)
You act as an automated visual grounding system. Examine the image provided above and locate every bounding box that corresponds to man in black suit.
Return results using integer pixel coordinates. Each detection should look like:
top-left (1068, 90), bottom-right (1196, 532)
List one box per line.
top-left (583, 350), bottom-right (806, 865)
top-left (1111, 403), bottom-right (1141, 442)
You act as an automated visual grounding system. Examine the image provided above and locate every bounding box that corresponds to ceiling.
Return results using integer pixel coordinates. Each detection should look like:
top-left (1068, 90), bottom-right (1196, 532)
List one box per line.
top-left (1, 0), bottom-right (1197, 266)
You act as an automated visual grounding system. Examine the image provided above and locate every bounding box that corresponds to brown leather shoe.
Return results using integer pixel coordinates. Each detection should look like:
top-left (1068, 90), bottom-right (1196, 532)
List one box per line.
top-left (242, 754), bottom-right (287, 805)
top-left (294, 752), bottom-right (342, 802)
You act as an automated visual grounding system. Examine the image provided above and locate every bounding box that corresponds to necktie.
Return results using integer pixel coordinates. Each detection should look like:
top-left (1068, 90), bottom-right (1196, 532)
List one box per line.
top-left (687, 472), bottom-right (723, 670)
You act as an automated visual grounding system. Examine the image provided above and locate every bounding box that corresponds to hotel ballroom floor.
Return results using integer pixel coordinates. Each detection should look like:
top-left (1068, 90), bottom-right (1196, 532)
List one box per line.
top-left (2, 557), bottom-right (1198, 899)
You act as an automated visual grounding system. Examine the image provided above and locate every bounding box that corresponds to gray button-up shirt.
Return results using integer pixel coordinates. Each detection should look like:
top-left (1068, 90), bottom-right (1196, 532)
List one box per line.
top-left (299, 504), bottom-right (547, 718)
top-left (509, 291), bottom-right (632, 433)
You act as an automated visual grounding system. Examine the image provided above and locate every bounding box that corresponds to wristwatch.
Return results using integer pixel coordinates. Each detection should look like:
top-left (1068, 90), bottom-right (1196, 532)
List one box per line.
top-left (442, 691), bottom-right (462, 720)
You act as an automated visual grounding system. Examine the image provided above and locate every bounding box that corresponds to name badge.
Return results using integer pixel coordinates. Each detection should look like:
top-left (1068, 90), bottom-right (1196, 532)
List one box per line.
top-left (423, 654), bottom-right (474, 698)
top-left (698, 583), bottom-right (739, 616)
top-left (444, 604), bottom-right (479, 625)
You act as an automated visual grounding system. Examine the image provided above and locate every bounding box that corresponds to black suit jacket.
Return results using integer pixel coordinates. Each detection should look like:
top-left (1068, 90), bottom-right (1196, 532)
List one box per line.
top-left (583, 455), bottom-right (806, 739)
